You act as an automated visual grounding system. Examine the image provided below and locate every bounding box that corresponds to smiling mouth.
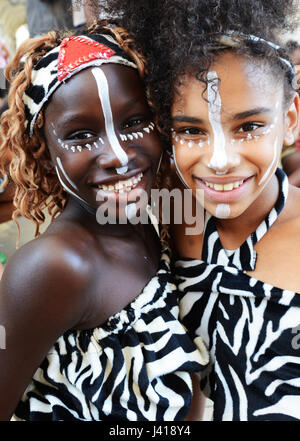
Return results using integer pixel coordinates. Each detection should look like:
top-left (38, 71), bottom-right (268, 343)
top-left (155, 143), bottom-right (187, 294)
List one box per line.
top-left (96, 172), bottom-right (144, 193)
top-left (203, 179), bottom-right (245, 191)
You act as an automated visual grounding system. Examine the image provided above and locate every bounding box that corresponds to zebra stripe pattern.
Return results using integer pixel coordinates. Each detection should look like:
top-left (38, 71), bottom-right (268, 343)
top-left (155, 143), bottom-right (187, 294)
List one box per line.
top-left (176, 169), bottom-right (300, 420)
top-left (12, 248), bottom-right (208, 421)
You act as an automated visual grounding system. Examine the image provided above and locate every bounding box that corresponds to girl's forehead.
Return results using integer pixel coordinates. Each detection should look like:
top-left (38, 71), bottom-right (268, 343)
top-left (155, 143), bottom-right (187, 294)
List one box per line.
top-left (49, 64), bottom-right (143, 107)
top-left (172, 52), bottom-right (283, 111)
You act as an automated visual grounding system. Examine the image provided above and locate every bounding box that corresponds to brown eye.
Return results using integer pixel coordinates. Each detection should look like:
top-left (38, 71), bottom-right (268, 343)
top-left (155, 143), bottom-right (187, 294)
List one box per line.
top-left (69, 132), bottom-right (94, 140)
top-left (238, 122), bottom-right (263, 133)
top-left (123, 117), bottom-right (147, 130)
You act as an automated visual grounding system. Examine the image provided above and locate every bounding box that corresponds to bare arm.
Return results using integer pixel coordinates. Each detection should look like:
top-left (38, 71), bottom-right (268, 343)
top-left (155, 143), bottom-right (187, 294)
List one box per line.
top-left (184, 373), bottom-right (206, 421)
top-left (0, 237), bottom-right (90, 420)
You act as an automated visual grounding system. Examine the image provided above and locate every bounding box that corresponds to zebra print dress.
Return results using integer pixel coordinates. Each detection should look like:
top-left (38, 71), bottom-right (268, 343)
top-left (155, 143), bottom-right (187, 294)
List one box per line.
top-left (12, 248), bottom-right (208, 421)
top-left (176, 168), bottom-right (300, 421)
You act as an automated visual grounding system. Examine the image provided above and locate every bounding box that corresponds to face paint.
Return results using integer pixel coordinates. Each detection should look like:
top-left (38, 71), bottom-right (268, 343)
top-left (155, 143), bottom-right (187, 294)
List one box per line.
top-left (125, 202), bottom-right (137, 220)
top-left (207, 71), bottom-right (227, 171)
top-left (55, 157), bottom-right (86, 203)
top-left (216, 203), bottom-right (231, 218)
top-left (91, 67), bottom-right (128, 175)
top-left (119, 122), bottom-right (155, 142)
top-left (258, 136), bottom-right (279, 186)
top-left (172, 144), bottom-right (189, 188)
top-left (56, 157), bottom-right (78, 190)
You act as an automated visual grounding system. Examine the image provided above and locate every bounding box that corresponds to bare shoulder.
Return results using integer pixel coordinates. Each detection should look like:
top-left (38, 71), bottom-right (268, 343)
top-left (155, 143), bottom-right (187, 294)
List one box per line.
top-left (249, 184), bottom-right (300, 291)
top-left (0, 226), bottom-right (98, 420)
top-left (0, 226), bottom-right (94, 330)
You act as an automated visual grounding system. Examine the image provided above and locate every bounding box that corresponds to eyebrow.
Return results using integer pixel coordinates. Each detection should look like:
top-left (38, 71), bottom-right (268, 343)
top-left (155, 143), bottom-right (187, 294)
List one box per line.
top-left (172, 115), bottom-right (205, 124)
top-left (232, 107), bottom-right (272, 120)
top-left (58, 114), bottom-right (89, 128)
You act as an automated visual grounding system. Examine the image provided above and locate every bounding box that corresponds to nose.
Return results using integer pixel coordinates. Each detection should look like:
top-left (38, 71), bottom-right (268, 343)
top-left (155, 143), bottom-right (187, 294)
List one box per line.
top-left (206, 136), bottom-right (241, 173)
top-left (97, 141), bottom-right (137, 170)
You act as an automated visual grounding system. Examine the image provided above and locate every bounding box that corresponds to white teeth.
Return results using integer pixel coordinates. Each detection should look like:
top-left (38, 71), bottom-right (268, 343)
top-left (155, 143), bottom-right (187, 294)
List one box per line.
top-left (98, 172), bottom-right (143, 192)
top-left (223, 183), bottom-right (234, 191)
top-left (137, 132), bottom-right (143, 138)
top-left (204, 180), bottom-right (244, 191)
top-left (86, 144), bottom-right (92, 150)
top-left (133, 133), bottom-right (139, 139)
top-left (128, 134), bottom-right (134, 141)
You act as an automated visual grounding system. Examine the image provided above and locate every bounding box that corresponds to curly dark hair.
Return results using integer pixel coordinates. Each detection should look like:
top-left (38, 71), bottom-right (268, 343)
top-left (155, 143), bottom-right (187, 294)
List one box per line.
top-left (89, 0), bottom-right (298, 141)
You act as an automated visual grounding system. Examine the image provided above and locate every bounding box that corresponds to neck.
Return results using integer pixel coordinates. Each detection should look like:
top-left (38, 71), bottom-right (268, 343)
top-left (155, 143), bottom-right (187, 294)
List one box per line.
top-left (215, 173), bottom-right (279, 249)
top-left (63, 196), bottom-right (150, 239)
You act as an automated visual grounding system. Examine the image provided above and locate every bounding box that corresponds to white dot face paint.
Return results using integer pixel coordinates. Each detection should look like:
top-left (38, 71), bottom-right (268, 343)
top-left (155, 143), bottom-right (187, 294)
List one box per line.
top-left (91, 67), bottom-right (128, 175)
top-left (118, 122), bottom-right (155, 143)
top-left (207, 71), bottom-right (228, 171)
top-left (216, 203), bottom-right (231, 219)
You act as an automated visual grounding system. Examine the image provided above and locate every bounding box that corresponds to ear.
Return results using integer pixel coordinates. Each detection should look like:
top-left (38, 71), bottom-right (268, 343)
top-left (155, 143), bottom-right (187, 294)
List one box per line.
top-left (283, 92), bottom-right (300, 146)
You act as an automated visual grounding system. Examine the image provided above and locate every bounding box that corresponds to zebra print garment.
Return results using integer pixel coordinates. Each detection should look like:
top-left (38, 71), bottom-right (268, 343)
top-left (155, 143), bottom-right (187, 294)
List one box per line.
top-left (12, 248), bottom-right (208, 421)
top-left (176, 168), bottom-right (300, 421)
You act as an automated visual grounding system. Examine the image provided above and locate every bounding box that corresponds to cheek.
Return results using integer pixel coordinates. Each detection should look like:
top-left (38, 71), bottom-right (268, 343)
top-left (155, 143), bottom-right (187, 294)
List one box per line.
top-left (173, 142), bottom-right (199, 173)
top-left (142, 134), bottom-right (162, 165)
top-left (247, 136), bottom-right (280, 169)
top-left (53, 149), bottom-right (89, 182)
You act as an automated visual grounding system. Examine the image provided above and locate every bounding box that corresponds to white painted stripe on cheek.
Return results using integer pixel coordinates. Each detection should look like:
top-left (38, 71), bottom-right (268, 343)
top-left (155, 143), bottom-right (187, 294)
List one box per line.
top-left (207, 71), bottom-right (227, 170)
top-left (91, 68), bottom-right (128, 175)
top-left (216, 203), bottom-right (231, 218)
top-left (56, 157), bottom-right (78, 190)
top-left (172, 144), bottom-right (189, 188)
top-left (258, 136), bottom-right (278, 186)
top-left (55, 165), bottom-right (86, 204)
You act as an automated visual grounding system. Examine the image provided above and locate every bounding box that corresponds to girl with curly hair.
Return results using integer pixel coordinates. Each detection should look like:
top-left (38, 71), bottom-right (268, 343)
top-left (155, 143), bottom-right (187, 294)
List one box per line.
top-left (100, 0), bottom-right (300, 420)
top-left (0, 22), bottom-right (207, 421)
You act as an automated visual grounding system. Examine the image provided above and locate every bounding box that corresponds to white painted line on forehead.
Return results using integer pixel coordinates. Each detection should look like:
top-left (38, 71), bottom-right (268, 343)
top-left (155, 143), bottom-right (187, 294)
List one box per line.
top-left (258, 136), bottom-right (278, 186)
top-left (207, 71), bottom-right (228, 171)
top-left (91, 67), bottom-right (128, 175)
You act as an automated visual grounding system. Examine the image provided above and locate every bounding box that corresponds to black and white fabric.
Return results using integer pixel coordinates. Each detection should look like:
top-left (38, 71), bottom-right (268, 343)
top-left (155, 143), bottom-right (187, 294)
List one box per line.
top-left (12, 247), bottom-right (208, 421)
top-left (176, 168), bottom-right (300, 421)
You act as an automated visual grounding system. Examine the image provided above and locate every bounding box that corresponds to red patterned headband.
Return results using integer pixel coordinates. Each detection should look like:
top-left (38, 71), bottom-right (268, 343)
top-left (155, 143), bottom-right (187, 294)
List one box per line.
top-left (23, 33), bottom-right (137, 136)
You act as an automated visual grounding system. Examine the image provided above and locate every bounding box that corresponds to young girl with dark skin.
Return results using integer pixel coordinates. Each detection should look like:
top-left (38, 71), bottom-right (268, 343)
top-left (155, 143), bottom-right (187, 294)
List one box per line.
top-left (100, 0), bottom-right (300, 420)
top-left (0, 23), bottom-right (207, 421)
